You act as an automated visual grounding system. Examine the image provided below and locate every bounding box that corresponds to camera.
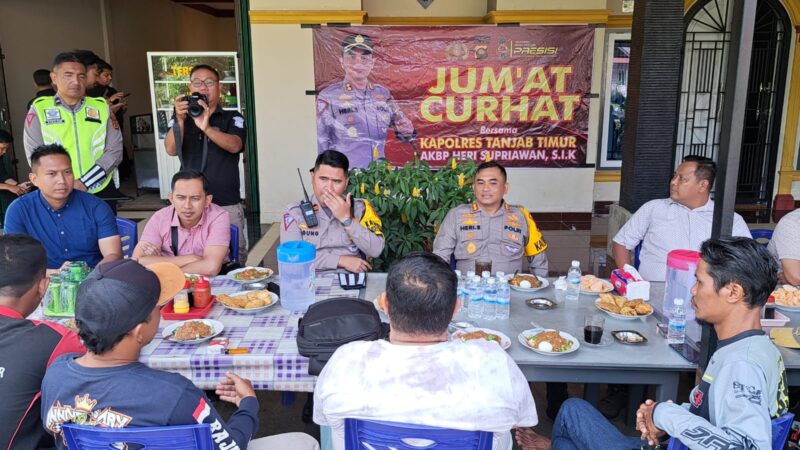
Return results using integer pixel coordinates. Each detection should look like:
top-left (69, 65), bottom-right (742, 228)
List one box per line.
top-left (182, 92), bottom-right (208, 117)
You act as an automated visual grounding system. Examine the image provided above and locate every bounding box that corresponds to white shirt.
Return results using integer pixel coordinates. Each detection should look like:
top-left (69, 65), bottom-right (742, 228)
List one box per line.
top-left (613, 198), bottom-right (751, 281)
top-left (313, 339), bottom-right (537, 450)
top-left (768, 208), bottom-right (800, 263)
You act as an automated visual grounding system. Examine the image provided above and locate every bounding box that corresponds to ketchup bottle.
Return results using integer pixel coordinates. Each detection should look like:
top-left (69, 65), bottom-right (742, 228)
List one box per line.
top-left (193, 276), bottom-right (212, 309)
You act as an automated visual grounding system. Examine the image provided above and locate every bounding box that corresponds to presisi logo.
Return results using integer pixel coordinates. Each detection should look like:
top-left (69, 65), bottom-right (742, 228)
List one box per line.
top-left (509, 40), bottom-right (559, 56)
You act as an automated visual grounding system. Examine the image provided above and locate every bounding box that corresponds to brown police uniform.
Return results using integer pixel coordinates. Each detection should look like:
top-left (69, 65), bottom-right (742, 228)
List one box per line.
top-left (433, 201), bottom-right (548, 276)
top-left (280, 195), bottom-right (385, 272)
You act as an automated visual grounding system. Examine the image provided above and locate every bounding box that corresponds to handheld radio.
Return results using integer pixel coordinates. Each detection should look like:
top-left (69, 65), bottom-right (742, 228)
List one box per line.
top-left (297, 168), bottom-right (318, 228)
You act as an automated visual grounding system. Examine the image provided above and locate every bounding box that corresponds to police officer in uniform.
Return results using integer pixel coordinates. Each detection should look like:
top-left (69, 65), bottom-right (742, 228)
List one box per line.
top-left (23, 52), bottom-right (123, 209)
top-left (433, 161), bottom-right (549, 277)
top-left (281, 150), bottom-right (384, 273)
top-left (316, 34), bottom-right (415, 169)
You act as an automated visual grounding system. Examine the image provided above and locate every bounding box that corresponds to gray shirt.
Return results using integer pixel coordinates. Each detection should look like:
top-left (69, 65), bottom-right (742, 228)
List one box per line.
top-left (768, 209), bottom-right (800, 264)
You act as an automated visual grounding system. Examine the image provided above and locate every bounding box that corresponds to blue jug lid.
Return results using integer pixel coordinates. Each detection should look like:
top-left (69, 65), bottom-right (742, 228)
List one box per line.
top-left (277, 240), bottom-right (316, 263)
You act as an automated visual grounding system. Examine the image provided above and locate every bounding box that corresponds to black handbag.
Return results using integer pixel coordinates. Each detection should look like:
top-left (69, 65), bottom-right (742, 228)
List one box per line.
top-left (297, 297), bottom-right (390, 376)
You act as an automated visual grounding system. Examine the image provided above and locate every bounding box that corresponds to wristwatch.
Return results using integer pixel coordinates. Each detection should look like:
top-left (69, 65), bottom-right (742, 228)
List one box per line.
top-left (341, 217), bottom-right (353, 227)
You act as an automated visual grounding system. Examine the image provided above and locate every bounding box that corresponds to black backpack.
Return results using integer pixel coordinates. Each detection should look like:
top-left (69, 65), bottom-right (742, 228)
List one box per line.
top-left (297, 297), bottom-right (390, 376)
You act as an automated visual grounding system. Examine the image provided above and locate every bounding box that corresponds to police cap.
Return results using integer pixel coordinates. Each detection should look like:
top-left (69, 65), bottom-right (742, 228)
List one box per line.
top-left (342, 34), bottom-right (373, 54)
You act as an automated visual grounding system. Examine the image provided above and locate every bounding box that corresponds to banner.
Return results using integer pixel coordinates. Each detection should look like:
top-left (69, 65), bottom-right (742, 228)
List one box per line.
top-left (313, 26), bottom-right (594, 169)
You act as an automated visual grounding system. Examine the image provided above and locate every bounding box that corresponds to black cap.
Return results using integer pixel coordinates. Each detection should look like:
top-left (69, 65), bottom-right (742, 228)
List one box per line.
top-left (76, 260), bottom-right (184, 342)
top-left (342, 34), bottom-right (373, 54)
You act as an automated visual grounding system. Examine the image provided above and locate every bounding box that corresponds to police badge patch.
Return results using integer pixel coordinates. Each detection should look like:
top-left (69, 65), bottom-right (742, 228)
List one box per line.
top-left (85, 107), bottom-right (101, 123)
top-left (44, 108), bottom-right (63, 125)
top-left (233, 116), bottom-right (245, 129)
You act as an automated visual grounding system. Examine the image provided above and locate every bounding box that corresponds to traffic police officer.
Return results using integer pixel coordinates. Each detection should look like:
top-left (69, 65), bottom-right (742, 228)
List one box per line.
top-left (24, 52), bottom-right (122, 202)
top-left (281, 150), bottom-right (384, 273)
top-left (433, 161), bottom-right (549, 276)
top-left (316, 34), bottom-right (415, 169)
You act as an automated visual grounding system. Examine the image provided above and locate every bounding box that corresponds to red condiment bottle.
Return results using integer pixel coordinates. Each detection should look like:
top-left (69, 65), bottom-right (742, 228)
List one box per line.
top-left (193, 276), bottom-right (211, 309)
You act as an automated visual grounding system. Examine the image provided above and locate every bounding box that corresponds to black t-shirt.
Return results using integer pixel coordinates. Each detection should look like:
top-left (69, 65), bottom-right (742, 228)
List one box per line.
top-left (26, 88), bottom-right (56, 112)
top-left (171, 106), bottom-right (246, 206)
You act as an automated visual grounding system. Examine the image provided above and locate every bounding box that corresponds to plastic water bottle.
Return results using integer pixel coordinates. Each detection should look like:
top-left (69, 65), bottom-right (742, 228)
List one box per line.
top-left (566, 260), bottom-right (582, 302)
top-left (467, 270), bottom-right (476, 279)
top-left (483, 278), bottom-right (498, 320)
top-left (467, 276), bottom-right (483, 319)
top-left (455, 270), bottom-right (468, 312)
top-left (496, 277), bottom-right (511, 320)
top-left (667, 298), bottom-right (687, 344)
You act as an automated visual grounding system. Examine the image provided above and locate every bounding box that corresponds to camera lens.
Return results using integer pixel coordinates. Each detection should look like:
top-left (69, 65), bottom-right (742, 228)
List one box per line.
top-left (189, 104), bottom-right (203, 117)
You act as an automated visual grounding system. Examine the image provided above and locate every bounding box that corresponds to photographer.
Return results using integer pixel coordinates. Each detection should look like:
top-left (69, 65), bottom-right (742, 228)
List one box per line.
top-left (164, 64), bottom-right (248, 261)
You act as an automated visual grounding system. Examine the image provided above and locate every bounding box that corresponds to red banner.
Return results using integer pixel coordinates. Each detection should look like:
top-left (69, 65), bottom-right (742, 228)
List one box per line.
top-left (313, 26), bottom-right (594, 169)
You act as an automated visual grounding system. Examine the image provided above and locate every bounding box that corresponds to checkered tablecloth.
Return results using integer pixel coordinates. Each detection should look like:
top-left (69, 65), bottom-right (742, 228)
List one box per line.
top-left (139, 273), bottom-right (351, 391)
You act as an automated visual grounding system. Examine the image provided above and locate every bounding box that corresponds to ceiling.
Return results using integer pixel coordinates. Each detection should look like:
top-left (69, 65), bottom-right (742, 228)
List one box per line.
top-left (171, 0), bottom-right (235, 18)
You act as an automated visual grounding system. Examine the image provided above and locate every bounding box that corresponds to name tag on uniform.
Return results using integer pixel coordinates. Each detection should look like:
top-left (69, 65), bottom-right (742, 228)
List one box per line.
top-left (85, 107), bottom-right (101, 123)
top-left (44, 108), bottom-right (63, 125)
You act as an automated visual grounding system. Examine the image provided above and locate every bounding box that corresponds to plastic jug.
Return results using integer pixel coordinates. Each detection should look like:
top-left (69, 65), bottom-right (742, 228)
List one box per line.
top-left (277, 241), bottom-right (316, 312)
top-left (664, 250), bottom-right (700, 339)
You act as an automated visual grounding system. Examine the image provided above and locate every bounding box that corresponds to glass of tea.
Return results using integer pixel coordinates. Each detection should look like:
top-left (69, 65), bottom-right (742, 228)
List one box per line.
top-left (584, 314), bottom-right (605, 344)
top-left (475, 259), bottom-right (492, 276)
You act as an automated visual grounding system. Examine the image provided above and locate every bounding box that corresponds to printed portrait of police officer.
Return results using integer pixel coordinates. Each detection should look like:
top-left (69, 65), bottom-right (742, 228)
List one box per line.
top-left (316, 34), bottom-right (416, 169)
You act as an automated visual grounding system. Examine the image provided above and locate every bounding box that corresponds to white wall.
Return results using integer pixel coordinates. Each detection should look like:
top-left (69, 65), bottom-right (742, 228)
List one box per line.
top-left (0, 0), bottom-right (105, 178)
top-left (364, 0), bottom-right (487, 16)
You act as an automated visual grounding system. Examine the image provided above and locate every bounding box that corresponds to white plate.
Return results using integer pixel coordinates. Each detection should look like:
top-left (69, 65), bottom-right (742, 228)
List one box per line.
top-left (518, 329), bottom-right (580, 355)
top-left (226, 267), bottom-right (274, 283)
top-left (580, 285), bottom-right (615, 296)
top-left (162, 319), bottom-right (223, 344)
top-left (509, 276), bottom-right (550, 293)
top-left (452, 327), bottom-right (511, 350)
top-left (594, 298), bottom-right (653, 321)
top-left (218, 291), bottom-right (279, 314)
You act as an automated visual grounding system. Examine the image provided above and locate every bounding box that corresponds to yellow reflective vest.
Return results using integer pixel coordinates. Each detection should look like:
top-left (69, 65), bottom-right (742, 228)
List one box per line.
top-left (32, 96), bottom-right (112, 193)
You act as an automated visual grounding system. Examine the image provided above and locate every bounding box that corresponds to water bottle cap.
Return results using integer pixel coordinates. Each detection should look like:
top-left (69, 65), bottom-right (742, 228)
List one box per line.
top-left (467, 271), bottom-right (475, 277)
top-left (571, 260), bottom-right (580, 267)
top-left (481, 271), bottom-right (490, 278)
top-left (674, 298), bottom-right (684, 305)
top-left (487, 278), bottom-right (496, 284)
top-left (454, 270), bottom-right (462, 277)
top-left (472, 276), bottom-right (481, 282)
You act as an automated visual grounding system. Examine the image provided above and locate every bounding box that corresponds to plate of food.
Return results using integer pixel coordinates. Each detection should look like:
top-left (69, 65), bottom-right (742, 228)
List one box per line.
top-left (226, 267), bottom-right (274, 283)
top-left (518, 329), bottom-right (579, 355)
top-left (595, 293), bottom-right (653, 320)
top-left (509, 274), bottom-right (549, 293)
top-left (772, 285), bottom-right (800, 312)
top-left (579, 275), bottom-right (614, 295)
top-left (217, 290), bottom-right (278, 314)
top-left (163, 319), bottom-right (223, 343)
top-left (452, 327), bottom-right (511, 350)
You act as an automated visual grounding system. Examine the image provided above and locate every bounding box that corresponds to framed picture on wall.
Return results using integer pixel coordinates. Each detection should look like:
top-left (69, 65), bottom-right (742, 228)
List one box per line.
top-left (130, 114), bottom-right (153, 134)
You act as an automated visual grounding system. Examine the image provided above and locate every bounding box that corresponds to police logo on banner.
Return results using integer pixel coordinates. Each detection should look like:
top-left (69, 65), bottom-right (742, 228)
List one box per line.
top-left (44, 108), bottom-right (63, 125)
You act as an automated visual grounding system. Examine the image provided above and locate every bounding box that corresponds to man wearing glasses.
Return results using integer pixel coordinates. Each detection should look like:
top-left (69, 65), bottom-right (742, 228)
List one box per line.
top-left (165, 64), bottom-right (248, 262)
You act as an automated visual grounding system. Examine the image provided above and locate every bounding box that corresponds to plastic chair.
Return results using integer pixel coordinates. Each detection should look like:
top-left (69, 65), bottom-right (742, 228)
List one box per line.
top-left (666, 412), bottom-right (794, 450)
top-left (344, 418), bottom-right (493, 450)
top-left (62, 422), bottom-right (214, 450)
top-left (633, 242), bottom-right (642, 269)
top-left (116, 217), bottom-right (138, 259)
top-left (230, 224), bottom-right (239, 263)
top-left (751, 228), bottom-right (774, 248)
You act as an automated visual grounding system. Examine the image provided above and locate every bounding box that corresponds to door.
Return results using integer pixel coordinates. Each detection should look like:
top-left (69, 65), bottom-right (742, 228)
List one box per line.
top-left (676, 0), bottom-right (790, 218)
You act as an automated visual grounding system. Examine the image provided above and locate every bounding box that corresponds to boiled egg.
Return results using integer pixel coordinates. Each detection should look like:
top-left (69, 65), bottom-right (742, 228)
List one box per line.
top-left (537, 341), bottom-right (553, 352)
top-left (519, 280), bottom-right (532, 289)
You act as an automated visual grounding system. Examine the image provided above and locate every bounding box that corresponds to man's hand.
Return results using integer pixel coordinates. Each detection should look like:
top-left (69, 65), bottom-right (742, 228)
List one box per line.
top-left (173, 94), bottom-right (189, 122)
top-left (338, 255), bottom-right (371, 273)
top-left (636, 399), bottom-right (666, 446)
top-left (192, 99), bottom-right (212, 132)
top-left (138, 241), bottom-right (162, 257)
top-left (215, 372), bottom-right (256, 407)
top-left (74, 180), bottom-right (87, 192)
top-left (108, 92), bottom-right (126, 114)
top-left (321, 190), bottom-right (351, 223)
top-left (1, 184), bottom-right (25, 196)
top-left (395, 114), bottom-right (414, 135)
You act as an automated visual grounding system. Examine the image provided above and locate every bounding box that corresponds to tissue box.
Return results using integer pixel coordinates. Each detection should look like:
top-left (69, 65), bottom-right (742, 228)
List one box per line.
top-left (611, 269), bottom-right (650, 300)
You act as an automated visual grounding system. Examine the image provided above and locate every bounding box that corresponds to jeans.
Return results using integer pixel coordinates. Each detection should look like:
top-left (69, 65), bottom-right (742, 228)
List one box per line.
top-left (552, 398), bottom-right (645, 450)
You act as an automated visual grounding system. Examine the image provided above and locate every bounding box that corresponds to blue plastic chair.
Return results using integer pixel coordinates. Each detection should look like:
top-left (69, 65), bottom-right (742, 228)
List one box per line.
top-left (230, 224), bottom-right (240, 263)
top-left (751, 228), bottom-right (774, 248)
top-left (62, 422), bottom-right (214, 450)
top-left (666, 413), bottom-right (794, 450)
top-left (116, 217), bottom-right (138, 259)
top-left (344, 418), bottom-right (493, 450)
top-left (633, 242), bottom-right (642, 269)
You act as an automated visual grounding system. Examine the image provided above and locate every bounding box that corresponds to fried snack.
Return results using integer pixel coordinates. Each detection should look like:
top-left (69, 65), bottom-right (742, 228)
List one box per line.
top-left (460, 330), bottom-right (502, 344)
top-left (596, 293), bottom-right (652, 316)
top-left (527, 330), bottom-right (573, 352)
top-left (218, 290), bottom-right (274, 309)
top-left (580, 275), bottom-right (612, 292)
top-left (173, 321), bottom-right (213, 340)
top-left (510, 274), bottom-right (541, 288)
top-left (773, 285), bottom-right (800, 307)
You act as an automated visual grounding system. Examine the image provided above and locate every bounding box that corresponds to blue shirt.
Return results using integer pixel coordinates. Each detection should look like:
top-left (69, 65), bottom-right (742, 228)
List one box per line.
top-left (41, 355), bottom-right (258, 450)
top-left (3, 190), bottom-right (118, 268)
